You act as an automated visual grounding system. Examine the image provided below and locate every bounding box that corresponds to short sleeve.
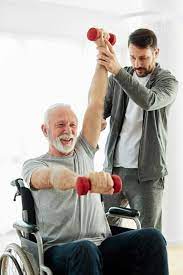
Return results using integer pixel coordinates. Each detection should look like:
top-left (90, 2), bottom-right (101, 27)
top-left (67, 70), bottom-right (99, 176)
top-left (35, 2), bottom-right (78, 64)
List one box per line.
top-left (76, 133), bottom-right (99, 159)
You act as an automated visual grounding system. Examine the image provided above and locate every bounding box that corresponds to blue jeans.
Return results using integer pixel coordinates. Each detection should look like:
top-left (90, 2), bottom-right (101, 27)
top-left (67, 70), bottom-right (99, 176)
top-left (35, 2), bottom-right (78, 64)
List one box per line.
top-left (44, 228), bottom-right (169, 275)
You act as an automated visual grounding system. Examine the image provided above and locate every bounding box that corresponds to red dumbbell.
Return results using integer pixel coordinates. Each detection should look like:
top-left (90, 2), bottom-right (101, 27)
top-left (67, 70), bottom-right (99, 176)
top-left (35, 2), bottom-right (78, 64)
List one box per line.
top-left (87, 27), bottom-right (116, 45)
top-left (76, 175), bottom-right (122, 196)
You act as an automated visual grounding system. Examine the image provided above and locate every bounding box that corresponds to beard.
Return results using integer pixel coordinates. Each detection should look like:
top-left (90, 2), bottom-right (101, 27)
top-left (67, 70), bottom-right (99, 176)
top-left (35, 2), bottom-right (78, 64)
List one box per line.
top-left (135, 67), bottom-right (150, 77)
top-left (135, 62), bottom-right (155, 77)
top-left (50, 133), bottom-right (77, 154)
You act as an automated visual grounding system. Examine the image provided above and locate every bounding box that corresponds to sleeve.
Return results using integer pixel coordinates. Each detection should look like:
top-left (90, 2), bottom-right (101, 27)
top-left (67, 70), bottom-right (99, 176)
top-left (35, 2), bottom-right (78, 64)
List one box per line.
top-left (21, 159), bottom-right (48, 188)
top-left (76, 133), bottom-right (99, 159)
top-left (114, 68), bottom-right (178, 111)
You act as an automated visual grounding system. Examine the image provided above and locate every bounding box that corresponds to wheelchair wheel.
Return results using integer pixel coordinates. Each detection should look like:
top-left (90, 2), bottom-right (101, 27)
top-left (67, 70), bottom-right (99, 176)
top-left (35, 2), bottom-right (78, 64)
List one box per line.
top-left (0, 243), bottom-right (34, 275)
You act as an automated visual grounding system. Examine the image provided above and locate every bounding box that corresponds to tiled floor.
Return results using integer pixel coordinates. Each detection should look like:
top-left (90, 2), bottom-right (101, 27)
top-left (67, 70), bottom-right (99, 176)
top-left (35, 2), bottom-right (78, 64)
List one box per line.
top-left (0, 230), bottom-right (183, 274)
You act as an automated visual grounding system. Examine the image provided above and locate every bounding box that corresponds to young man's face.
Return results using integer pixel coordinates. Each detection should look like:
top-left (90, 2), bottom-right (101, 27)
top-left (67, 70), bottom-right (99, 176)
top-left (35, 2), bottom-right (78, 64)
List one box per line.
top-left (129, 43), bottom-right (159, 77)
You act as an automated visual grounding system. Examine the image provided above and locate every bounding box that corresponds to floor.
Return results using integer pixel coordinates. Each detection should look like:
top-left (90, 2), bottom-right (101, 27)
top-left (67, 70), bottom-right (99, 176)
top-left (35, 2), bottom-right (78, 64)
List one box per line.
top-left (168, 244), bottom-right (183, 275)
top-left (0, 230), bottom-right (183, 274)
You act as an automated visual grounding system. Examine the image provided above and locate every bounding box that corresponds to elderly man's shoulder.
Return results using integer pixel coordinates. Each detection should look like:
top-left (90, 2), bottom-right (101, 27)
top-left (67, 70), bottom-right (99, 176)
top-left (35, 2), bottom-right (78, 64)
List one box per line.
top-left (22, 154), bottom-right (50, 168)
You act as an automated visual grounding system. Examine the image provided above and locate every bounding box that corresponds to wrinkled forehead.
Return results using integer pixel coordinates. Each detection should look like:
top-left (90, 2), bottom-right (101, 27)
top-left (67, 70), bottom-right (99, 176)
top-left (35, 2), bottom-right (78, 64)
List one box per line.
top-left (47, 106), bottom-right (78, 125)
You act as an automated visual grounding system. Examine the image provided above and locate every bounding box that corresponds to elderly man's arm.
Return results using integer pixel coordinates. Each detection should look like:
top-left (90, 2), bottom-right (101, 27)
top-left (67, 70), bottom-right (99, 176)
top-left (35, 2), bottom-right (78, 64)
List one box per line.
top-left (25, 166), bottom-right (113, 194)
top-left (82, 34), bottom-right (109, 148)
top-left (82, 64), bottom-right (108, 148)
top-left (29, 166), bottom-right (78, 190)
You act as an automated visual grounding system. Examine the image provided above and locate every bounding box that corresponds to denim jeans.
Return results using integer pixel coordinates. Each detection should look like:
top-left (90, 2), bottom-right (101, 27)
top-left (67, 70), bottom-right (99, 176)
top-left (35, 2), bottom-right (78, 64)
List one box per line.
top-left (44, 228), bottom-right (169, 275)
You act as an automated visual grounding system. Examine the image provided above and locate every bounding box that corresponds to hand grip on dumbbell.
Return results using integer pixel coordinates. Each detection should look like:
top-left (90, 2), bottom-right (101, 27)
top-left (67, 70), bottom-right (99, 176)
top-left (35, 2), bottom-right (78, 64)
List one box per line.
top-left (76, 175), bottom-right (122, 196)
top-left (87, 27), bottom-right (116, 45)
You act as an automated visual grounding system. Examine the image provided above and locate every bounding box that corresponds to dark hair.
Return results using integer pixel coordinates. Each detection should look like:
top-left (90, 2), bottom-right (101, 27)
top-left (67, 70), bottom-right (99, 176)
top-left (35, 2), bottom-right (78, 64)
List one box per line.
top-left (128, 28), bottom-right (157, 49)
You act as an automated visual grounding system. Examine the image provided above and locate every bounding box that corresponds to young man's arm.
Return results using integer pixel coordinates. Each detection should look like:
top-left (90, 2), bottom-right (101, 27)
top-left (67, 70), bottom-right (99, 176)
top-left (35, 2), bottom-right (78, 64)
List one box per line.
top-left (97, 40), bottom-right (178, 111)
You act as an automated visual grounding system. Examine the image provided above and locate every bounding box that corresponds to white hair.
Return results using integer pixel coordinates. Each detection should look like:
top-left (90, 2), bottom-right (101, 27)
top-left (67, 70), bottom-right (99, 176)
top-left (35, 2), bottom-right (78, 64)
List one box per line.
top-left (44, 103), bottom-right (77, 125)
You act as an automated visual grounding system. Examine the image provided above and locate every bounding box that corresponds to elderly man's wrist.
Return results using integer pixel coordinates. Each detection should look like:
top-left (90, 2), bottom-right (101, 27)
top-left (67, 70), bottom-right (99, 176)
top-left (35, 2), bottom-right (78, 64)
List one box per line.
top-left (113, 66), bottom-right (122, 76)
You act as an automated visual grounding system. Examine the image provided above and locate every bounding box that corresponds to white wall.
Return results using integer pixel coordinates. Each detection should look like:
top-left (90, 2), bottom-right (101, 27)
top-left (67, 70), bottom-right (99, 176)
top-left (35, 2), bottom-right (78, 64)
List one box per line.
top-left (156, 21), bottom-right (183, 244)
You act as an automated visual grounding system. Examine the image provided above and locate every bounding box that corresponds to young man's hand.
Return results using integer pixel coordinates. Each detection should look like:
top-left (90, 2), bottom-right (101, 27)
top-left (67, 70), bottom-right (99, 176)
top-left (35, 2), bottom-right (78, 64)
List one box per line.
top-left (97, 39), bottom-right (121, 75)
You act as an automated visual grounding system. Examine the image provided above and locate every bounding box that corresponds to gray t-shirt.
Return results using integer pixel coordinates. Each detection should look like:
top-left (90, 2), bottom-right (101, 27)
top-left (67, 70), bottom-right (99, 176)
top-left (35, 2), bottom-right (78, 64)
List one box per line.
top-left (22, 134), bottom-right (111, 251)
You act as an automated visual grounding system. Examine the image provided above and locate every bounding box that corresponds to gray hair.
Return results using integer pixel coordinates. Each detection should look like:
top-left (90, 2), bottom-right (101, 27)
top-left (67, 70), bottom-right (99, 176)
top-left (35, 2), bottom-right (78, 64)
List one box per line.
top-left (44, 103), bottom-right (73, 125)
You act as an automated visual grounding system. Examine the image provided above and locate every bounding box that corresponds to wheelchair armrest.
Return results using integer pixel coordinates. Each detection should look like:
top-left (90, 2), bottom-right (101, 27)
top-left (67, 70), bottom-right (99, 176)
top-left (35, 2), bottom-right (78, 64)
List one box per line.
top-left (13, 220), bottom-right (38, 234)
top-left (108, 207), bottom-right (140, 218)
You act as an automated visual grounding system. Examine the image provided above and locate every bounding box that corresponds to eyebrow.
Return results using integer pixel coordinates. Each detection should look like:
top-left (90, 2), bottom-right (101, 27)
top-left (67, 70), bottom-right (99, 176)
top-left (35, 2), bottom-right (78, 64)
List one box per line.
top-left (55, 120), bottom-right (77, 124)
top-left (56, 120), bottom-right (65, 123)
top-left (130, 55), bottom-right (147, 58)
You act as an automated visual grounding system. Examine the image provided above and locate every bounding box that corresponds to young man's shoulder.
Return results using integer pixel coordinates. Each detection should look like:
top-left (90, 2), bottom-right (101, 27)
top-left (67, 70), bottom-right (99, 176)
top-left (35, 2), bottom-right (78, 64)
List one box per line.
top-left (153, 64), bottom-right (177, 81)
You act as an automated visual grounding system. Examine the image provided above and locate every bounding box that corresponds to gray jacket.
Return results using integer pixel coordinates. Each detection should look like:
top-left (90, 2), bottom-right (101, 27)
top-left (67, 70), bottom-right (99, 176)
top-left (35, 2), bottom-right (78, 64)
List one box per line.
top-left (103, 64), bottom-right (178, 181)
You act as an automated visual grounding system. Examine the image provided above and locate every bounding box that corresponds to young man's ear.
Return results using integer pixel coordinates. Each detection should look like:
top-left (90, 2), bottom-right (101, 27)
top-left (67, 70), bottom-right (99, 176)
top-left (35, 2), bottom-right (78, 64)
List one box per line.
top-left (155, 48), bottom-right (160, 57)
top-left (41, 124), bottom-right (48, 137)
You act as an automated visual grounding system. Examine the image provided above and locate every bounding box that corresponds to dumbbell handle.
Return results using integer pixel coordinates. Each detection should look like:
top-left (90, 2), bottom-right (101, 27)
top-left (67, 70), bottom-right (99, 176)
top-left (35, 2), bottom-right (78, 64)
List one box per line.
top-left (87, 27), bottom-right (116, 45)
top-left (76, 175), bottom-right (122, 196)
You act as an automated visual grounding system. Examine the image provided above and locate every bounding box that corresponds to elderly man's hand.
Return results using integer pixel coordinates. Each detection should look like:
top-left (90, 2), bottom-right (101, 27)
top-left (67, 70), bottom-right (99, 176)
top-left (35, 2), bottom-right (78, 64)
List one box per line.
top-left (94, 29), bottom-right (109, 48)
top-left (89, 171), bottom-right (114, 194)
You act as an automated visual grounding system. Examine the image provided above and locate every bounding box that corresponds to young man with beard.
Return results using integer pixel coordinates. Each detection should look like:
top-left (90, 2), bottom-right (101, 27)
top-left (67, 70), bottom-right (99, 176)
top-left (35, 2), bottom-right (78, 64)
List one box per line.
top-left (22, 30), bottom-right (169, 275)
top-left (99, 28), bottom-right (178, 231)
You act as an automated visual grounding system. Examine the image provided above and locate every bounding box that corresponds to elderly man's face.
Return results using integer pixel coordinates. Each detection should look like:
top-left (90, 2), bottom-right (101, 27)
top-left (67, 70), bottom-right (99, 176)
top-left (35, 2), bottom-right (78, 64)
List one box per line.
top-left (46, 107), bottom-right (78, 156)
top-left (129, 44), bottom-right (159, 77)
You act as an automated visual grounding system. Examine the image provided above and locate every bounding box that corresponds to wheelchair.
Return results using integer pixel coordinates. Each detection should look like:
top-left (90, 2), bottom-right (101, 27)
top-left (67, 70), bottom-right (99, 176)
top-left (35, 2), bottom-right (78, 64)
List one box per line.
top-left (0, 178), bottom-right (141, 275)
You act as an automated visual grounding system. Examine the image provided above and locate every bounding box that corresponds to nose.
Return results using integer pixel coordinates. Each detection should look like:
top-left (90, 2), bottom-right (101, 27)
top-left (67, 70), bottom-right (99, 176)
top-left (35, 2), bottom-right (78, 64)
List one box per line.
top-left (134, 59), bottom-right (141, 68)
top-left (63, 125), bottom-right (72, 135)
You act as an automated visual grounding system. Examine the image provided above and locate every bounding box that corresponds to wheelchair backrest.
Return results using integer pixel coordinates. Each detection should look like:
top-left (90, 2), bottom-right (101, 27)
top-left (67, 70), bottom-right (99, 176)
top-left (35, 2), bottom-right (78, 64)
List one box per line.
top-left (12, 178), bottom-right (36, 226)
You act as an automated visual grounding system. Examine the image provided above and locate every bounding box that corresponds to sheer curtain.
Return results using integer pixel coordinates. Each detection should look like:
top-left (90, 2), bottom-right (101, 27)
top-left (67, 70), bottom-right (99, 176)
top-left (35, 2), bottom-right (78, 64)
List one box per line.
top-left (0, 34), bottom-right (105, 233)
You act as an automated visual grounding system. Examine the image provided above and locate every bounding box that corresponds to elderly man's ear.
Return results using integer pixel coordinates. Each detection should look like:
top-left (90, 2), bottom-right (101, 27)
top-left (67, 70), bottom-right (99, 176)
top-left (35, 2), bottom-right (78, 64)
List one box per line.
top-left (101, 118), bottom-right (107, 131)
top-left (41, 124), bottom-right (48, 137)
